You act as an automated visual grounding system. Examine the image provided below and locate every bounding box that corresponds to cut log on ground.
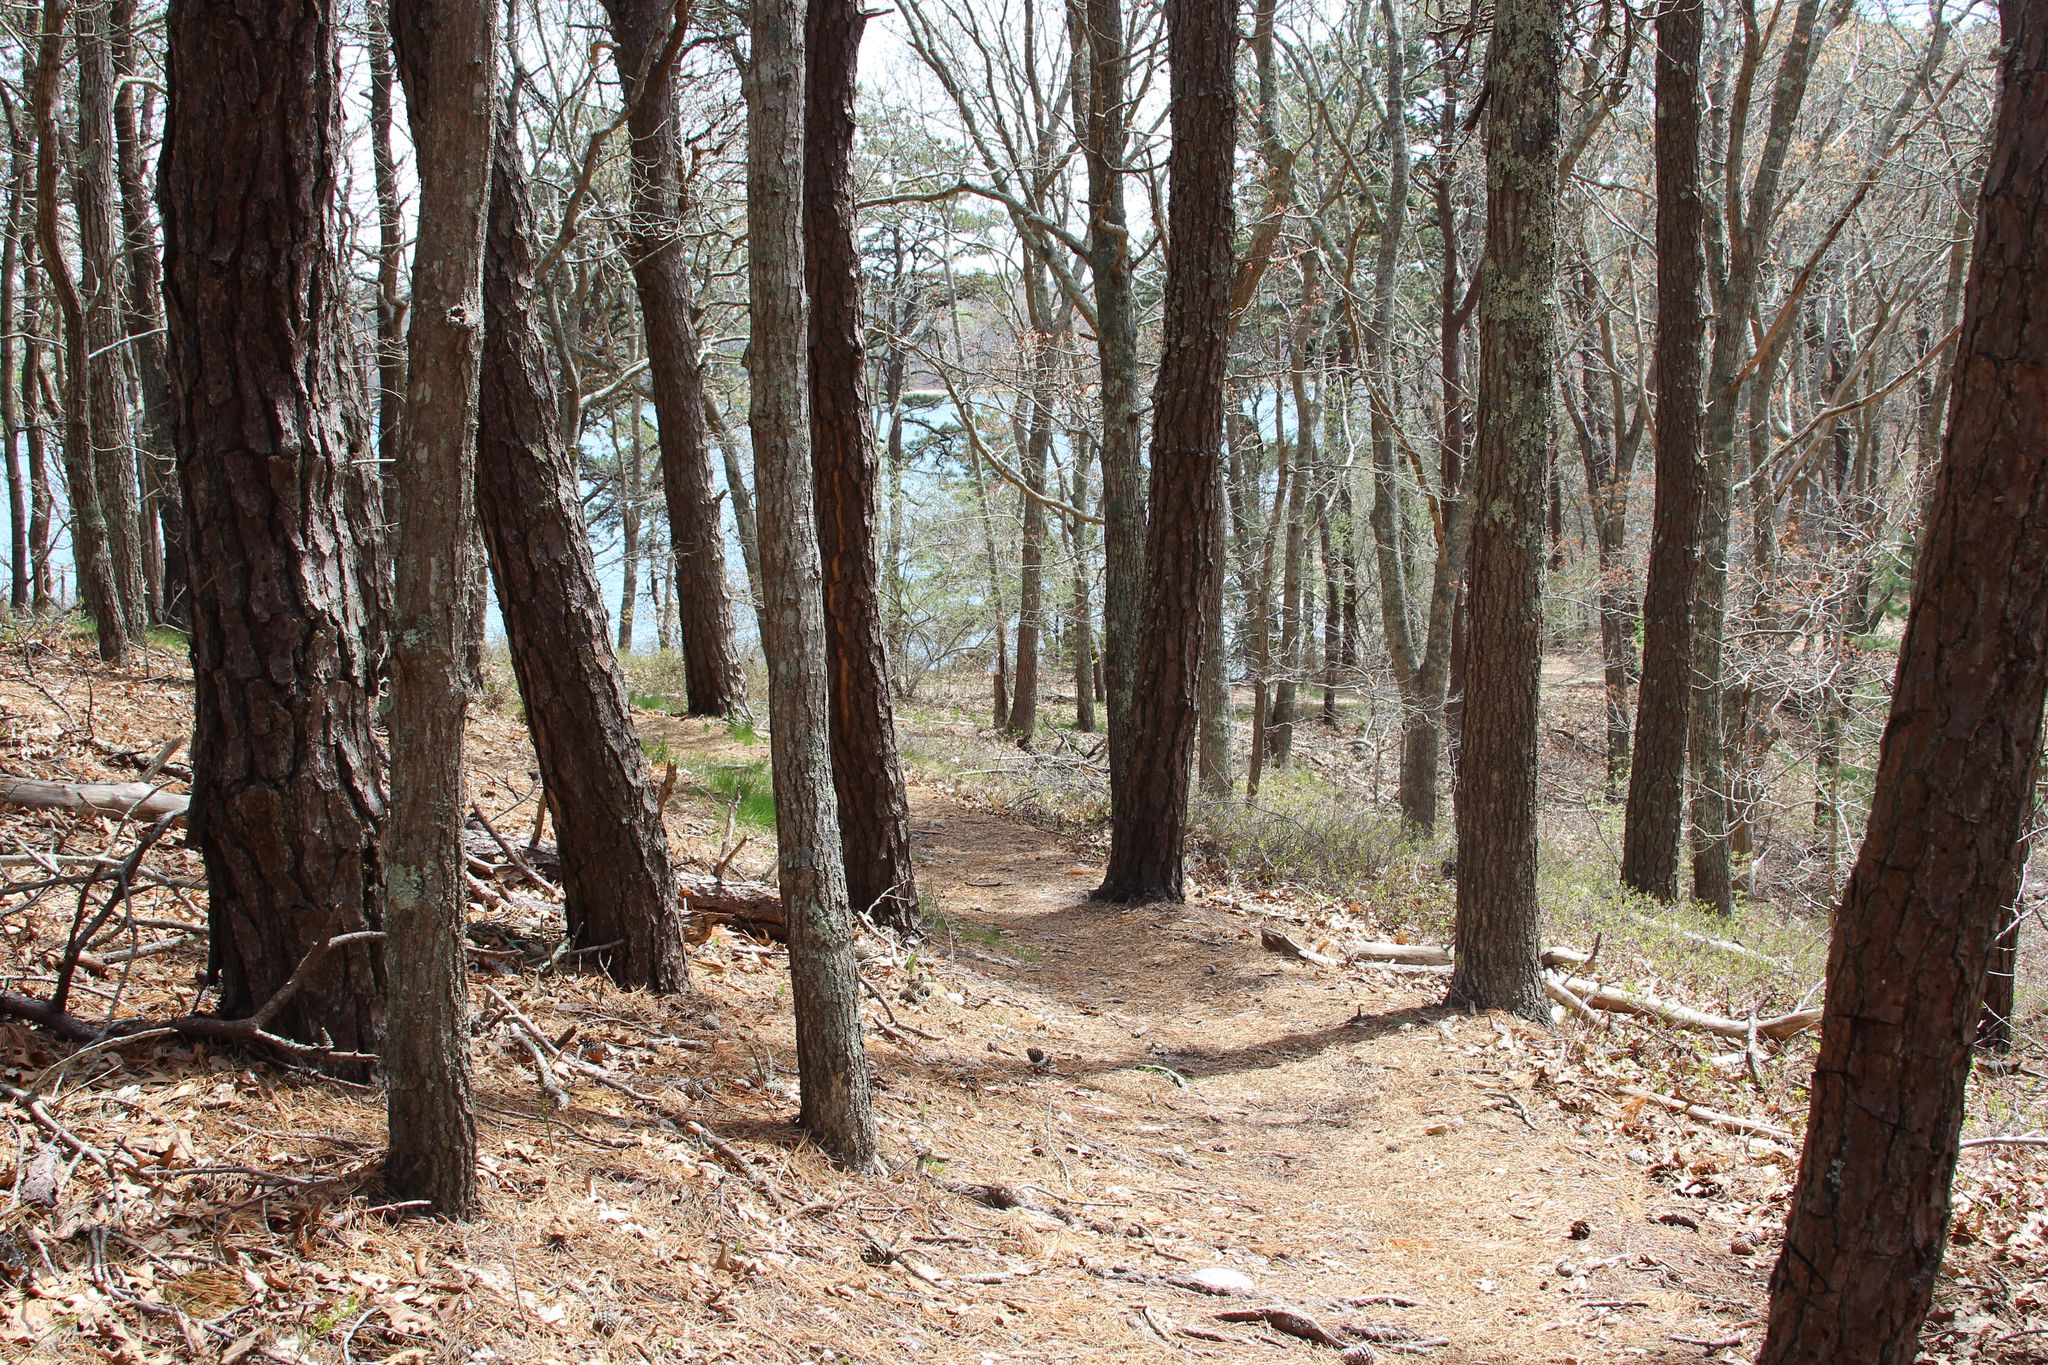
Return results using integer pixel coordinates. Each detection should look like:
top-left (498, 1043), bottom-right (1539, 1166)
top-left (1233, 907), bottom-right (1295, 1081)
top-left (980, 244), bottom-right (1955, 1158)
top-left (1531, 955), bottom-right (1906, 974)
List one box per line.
top-left (0, 777), bottom-right (190, 824)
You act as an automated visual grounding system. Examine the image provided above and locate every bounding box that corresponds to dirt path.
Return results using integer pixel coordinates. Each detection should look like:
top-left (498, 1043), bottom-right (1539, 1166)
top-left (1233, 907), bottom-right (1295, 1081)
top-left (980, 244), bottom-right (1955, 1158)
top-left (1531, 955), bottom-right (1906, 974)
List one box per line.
top-left (877, 788), bottom-right (1765, 1363)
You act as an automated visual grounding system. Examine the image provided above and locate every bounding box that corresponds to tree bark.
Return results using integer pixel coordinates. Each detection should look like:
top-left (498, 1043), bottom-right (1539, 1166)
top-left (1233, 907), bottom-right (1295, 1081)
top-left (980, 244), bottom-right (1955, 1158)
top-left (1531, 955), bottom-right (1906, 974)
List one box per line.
top-left (36, 0), bottom-right (124, 661)
top-left (1446, 0), bottom-right (1560, 1024)
top-left (806, 0), bottom-right (919, 932)
top-left (1075, 0), bottom-right (1144, 823)
top-left (1620, 0), bottom-right (1706, 901)
top-left (3, 126), bottom-right (25, 615)
top-left (162, 0), bottom-right (384, 1058)
top-left (1760, 10), bottom-right (2048, 1350)
top-left (385, 0), bottom-right (497, 1219)
top-left (1094, 0), bottom-right (1235, 905)
top-left (599, 0), bottom-right (746, 718)
top-left (477, 110), bottom-right (687, 994)
top-left (746, 0), bottom-right (879, 1169)
top-left (112, 0), bottom-right (186, 629)
top-left (76, 0), bottom-right (147, 639)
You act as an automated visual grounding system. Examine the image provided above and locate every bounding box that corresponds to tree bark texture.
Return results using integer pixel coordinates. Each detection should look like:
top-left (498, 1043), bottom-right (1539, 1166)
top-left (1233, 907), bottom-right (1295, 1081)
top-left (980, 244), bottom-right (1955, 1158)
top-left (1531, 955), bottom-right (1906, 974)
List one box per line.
top-left (1076, 0), bottom-right (1144, 822)
top-left (1095, 0), bottom-right (1235, 904)
top-left (161, 0), bottom-right (384, 1058)
top-left (746, 0), bottom-right (879, 1169)
top-left (76, 0), bottom-right (147, 639)
top-left (1760, 8), bottom-right (2048, 1351)
top-left (36, 0), bottom-right (124, 661)
top-left (1621, 0), bottom-right (1706, 901)
top-left (112, 0), bottom-right (187, 629)
top-left (805, 0), bottom-right (919, 932)
top-left (1447, 0), bottom-right (1560, 1024)
top-left (385, 0), bottom-right (497, 1219)
top-left (600, 0), bottom-right (746, 718)
top-left (479, 113), bottom-right (688, 994)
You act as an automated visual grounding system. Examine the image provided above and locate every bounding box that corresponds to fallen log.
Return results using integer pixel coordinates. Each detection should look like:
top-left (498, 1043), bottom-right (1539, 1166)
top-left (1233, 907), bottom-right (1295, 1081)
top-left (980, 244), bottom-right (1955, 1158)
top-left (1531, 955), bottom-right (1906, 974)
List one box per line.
top-left (679, 872), bottom-right (785, 941)
top-left (0, 777), bottom-right (189, 824)
top-left (1343, 939), bottom-right (1820, 1041)
top-left (1555, 976), bottom-right (1820, 1041)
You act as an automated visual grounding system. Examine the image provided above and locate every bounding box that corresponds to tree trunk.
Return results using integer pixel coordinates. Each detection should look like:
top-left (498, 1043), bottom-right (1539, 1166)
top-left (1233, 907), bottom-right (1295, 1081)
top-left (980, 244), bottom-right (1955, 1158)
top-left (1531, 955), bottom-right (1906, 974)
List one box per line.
top-left (1009, 338), bottom-right (1053, 745)
top-left (162, 0), bottom-right (384, 1058)
top-left (369, 0), bottom-right (405, 541)
top-left (1760, 13), bottom-right (2048, 1348)
top-left (745, 0), bottom-right (879, 1169)
top-left (1094, 0), bottom-right (1234, 904)
top-left (1076, 0), bottom-right (1143, 826)
top-left (618, 407), bottom-right (642, 651)
top-left (3, 129), bottom-right (24, 615)
top-left (76, 0), bottom-right (147, 640)
top-left (600, 0), bottom-right (746, 718)
top-left (36, 0), bottom-right (123, 660)
top-left (705, 392), bottom-right (763, 620)
top-left (1267, 330), bottom-right (1312, 768)
top-left (384, 0), bottom-right (496, 1218)
top-left (806, 0), bottom-right (919, 932)
top-left (1069, 428), bottom-right (1099, 734)
top-left (1197, 453), bottom-right (1233, 796)
top-left (1621, 0), bottom-right (1707, 902)
top-left (477, 110), bottom-right (687, 994)
top-left (1446, 0), bottom-right (1560, 1023)
top-left (112, 0), bottom-right (185, 629)
top-left (21, 217), bottom-right (53, 614)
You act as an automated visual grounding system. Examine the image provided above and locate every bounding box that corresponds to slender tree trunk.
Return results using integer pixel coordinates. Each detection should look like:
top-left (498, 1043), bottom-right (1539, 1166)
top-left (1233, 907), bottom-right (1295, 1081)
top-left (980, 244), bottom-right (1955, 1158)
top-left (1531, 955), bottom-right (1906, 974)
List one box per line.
top-left (369, 0), bottom-right (405, 522)
top-left (162, 0), bottom-right (384, 1057)
top-left (1447, 0), bottom-right (1560, 1023)
top-left (1268, 334), bottom-right (1312, 767)
top-left (478, 109), bottom-right (687, 995)
top-left (1010, 337), bottom-right (1053, 745)
top-left (21, 230), bottom-right (53, 614)
top-left (600, 0), bottom-right (746, 718)
top-left (1069, 428), bottom-right (1098, 733)
top-left (1076, 0), bottom-right (1143, 821)
top-left (618, 408), bottom-right (642, 651)
top-left (1621, 0), bottom-right (1707, 901)
top-left (76, 0), bottom-right (146, 639)
top-left (1197, 452), bottom-right (1233, 795)
top-left (37, 0), bottom-right (123, 659)
top-left (384, 0), bottom-right (497, 1219)
top-left (806, 0), bottom-right (919, 931)
top-left (112, 0), bottom-right (185, 628)
top-left (1095, 0), bottom-right (1235, 904)
top-left (705, 392), bottom-right (763, 618)
top-left (746, 0), bottom-right (878, 1169)
top-left (1760, 13), bottom-right (2048, 1347)
top-left (3, 134), bottom-right (24, 615)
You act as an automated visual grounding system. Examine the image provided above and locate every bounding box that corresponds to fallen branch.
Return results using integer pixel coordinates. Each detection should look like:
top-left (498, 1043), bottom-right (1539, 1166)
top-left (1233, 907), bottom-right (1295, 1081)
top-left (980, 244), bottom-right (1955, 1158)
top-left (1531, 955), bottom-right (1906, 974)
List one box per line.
top-left (0, 776), bottom-right (189, 823)
top-left (1216, 1304), bottom-right (1376, 1361)
top-left (1619, 1086), bottom-right (1796, 1144)
top-left (1959, 1132), bottom-right (2048, 1151)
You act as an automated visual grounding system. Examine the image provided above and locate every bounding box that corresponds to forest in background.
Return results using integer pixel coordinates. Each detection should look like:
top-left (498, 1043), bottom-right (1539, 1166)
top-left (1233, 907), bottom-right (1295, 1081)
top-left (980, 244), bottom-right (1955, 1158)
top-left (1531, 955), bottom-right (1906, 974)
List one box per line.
top-left (0, 0), bottom-right (2044, 1360)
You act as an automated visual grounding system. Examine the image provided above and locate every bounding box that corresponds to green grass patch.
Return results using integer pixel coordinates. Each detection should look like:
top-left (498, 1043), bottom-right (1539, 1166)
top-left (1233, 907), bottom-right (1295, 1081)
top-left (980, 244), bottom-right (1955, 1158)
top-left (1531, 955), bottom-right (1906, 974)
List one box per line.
top-left (696, 760), bottom-right (776, 830)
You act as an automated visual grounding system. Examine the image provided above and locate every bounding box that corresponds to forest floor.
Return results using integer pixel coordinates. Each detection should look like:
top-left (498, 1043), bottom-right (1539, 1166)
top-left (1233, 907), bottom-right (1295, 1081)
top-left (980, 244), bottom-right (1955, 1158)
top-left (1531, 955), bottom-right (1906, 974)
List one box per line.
top-left (1, 626), bottom-right (2045, 1364)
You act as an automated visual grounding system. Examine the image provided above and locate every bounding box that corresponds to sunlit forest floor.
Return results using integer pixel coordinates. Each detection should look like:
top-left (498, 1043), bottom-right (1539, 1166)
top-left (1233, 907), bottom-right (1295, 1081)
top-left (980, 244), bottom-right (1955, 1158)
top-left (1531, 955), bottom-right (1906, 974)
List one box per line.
top-left (2, 623), bottom-right (2043, 1363)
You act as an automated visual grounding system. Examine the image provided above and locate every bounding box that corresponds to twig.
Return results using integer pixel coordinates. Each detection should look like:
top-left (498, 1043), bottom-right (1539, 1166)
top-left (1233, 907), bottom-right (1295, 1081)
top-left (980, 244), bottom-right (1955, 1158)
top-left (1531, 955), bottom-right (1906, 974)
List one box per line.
top-left (471, 805), bottom-right (556, 895)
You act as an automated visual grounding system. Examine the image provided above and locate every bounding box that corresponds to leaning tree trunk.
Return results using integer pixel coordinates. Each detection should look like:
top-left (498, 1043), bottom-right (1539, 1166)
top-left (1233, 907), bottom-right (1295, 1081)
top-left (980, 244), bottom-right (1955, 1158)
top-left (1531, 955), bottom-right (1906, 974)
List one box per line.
top-left (1446, 0), bottom-right (1560, 1024)
top-left (35, 0), bottom-right (123, 661)
top-left (383, 0), bottom-right (496, 1219)
top-left (599, 0), bottom-right (746, 718)
top-left (477, 114), bottom-right (688, 993)
top-left (747, 0), bottom-right (879, 1170)
top-left (2, 133), bottom-right (24, 615)
top-left (1094, 0), bottom-right (1235, 905)
top-left (75, 0), bottom-right (147, 639)
top-left (1621, 0), bottom-right (1707, 902)
top-left (805, 0), bottom-right (919, 932)
top-left (1760, 11), bottom-right (2048, 1351)
top-left (161, 0), bottom-right (384, 1057)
